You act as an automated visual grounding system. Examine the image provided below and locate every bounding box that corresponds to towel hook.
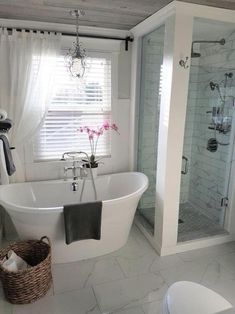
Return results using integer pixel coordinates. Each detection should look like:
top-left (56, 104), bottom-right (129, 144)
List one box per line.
top-left (179, 57), bottom-right (189, 69)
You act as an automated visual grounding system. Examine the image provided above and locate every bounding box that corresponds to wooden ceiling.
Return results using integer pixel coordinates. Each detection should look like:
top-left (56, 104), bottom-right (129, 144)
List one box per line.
top-left (0, 0), bottom-right (234, 30)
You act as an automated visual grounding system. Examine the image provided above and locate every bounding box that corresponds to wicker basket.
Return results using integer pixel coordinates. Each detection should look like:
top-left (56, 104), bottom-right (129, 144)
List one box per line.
top-left (0, 236), bottom-right (52, 304)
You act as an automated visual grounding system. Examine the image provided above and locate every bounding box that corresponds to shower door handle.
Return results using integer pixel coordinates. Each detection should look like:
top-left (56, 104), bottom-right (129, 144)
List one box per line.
top-left (181, 156), bottom-right (188, 175)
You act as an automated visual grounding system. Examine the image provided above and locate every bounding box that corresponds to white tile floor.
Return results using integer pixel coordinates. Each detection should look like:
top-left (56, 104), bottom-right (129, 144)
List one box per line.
top-left (2, 225), bottom-right (235, 314)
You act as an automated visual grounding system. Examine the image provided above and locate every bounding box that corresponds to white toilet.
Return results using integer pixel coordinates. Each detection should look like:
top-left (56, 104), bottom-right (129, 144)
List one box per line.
top-left (163, 281), bottom-right (233, 314)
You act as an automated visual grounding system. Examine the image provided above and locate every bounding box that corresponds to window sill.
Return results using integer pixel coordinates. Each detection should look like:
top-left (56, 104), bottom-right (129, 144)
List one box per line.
top-left (33, 155), bottom-right (111, 164)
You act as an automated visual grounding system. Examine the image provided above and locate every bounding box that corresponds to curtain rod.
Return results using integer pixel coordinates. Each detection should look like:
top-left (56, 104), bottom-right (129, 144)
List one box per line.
top-left (6, 27), bottom-right (134, 51)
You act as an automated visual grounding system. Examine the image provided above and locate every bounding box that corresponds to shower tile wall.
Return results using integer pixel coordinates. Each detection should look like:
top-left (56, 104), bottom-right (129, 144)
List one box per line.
top-left (181, 30), bottom-right (235, 224)
top-left (137, 26), bottom-right (165, 213)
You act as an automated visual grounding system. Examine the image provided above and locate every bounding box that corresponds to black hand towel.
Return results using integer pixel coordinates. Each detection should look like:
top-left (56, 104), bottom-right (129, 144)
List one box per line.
top-left (63, 201), bottom-right (102, 245)
top-left (0, 135), bottom-right (16, 176)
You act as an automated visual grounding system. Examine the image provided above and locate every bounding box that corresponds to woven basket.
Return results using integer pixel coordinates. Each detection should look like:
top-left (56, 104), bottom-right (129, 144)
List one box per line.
top-left (0, 236), bottom-right (52, 304)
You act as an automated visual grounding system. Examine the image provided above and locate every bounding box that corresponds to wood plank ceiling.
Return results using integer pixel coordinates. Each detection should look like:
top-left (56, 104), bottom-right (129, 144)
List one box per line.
top-left (0, 0), bottom-right (234, 30)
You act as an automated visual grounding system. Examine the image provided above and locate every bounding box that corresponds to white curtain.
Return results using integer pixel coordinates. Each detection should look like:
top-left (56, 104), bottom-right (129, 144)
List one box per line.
top-left (0, 28), bottom-right (61, 182)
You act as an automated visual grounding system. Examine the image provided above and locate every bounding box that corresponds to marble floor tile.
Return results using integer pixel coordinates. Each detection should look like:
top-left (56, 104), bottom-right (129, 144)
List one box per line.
top-left (93, 272), bottom-right (168, 313)
top-left (111, 226), bottom-right (157, 260)
top-left (215, 252), bottom-right (235, 275)
top-left (53, 257), bottom-right (125, 294)
top-left (201, 260), bottom-right (234, 287)
top-left (159, 259), bottom-right (209, 286)
top-left (13, 287), bottom-right (100, 314)
top-left (52, 259), bottom-right (94, 294)
top-left (116, 252), bottom-right (157, 277)
top-left (112, 306), bottom-right (145, 314)
top-left (142, 300), bottom-right (163, 314)
top-left (2, 226), bottom-right (235, 314)
top-left (150, 254), bottom-right (184, 273)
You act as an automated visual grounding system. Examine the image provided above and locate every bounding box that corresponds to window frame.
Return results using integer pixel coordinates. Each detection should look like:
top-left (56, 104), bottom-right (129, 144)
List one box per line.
top-left (24, 37), bottom-right (119, 164)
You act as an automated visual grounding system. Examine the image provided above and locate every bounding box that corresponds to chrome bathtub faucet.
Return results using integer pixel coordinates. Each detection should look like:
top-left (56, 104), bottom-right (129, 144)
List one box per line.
top-left (64, 162), bottom-right (81, 192)
top-left (61, 151), bottom-right (97, 200)
top-left (64, 161), bottom-right (83, 181)
top-left (61, 151), bottom-right (86, 181)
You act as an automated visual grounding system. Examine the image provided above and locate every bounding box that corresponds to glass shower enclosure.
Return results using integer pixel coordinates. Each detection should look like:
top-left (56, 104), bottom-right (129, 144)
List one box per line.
top-left (136, 25), bottom-right (165, 234)
top-left (178, 18), bottom-right (235, 242)
top-left (131, 2), bottom-right (235, 255)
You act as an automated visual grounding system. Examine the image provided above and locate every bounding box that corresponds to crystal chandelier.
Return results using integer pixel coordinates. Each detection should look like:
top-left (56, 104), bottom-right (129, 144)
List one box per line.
top-left (65, 9), bottom-right (86, 78)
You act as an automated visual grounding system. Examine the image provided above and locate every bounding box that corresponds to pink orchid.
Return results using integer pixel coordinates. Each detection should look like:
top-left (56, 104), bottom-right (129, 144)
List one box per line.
top-left (77, 122), bottom-right (119, 163)
top-left (111, 123), bottom-right (118, 131)
top-left (103, 121), bottom-right (110, 130)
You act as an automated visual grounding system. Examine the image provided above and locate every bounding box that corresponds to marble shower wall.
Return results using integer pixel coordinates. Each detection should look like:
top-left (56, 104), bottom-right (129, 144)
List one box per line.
top-left (137, 25), bottom-right (165, 211)
top-left (181, 29), bottom-right (235, 224)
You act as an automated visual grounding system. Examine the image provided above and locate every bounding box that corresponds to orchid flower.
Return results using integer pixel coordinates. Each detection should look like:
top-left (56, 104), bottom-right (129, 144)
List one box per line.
top-left (77, 122), bottom-right (119, 168)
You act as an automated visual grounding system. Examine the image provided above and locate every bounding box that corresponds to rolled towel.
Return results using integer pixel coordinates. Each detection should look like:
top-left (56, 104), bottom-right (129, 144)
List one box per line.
top-left (1, 250), bottom-right (29, 272)
top-left (0, 109), bottom-right (7, 121)
top-left (1, 258), bottom-right (18, 272)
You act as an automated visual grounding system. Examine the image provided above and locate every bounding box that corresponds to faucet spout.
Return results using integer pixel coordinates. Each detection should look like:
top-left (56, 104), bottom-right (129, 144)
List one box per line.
top-left (71, 181), bottom-right (78, 192)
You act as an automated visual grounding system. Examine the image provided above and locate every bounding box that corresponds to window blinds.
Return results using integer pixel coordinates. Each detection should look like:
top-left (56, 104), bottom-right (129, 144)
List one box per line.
top-left (33, 55), bottom-right (112, 161)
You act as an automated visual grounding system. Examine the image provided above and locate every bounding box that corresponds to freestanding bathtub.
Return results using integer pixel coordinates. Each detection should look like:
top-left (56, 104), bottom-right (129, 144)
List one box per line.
top-left (0, 172), bottom-right (148, 263)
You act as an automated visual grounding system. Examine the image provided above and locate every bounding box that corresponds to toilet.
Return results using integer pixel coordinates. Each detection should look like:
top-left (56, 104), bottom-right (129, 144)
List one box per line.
top-left (163, 281), bottom-right (233, 314)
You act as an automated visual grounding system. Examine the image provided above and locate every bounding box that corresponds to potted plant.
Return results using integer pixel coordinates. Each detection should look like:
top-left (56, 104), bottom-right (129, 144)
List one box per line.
top-left (78, 122), bottom-right (119, 177)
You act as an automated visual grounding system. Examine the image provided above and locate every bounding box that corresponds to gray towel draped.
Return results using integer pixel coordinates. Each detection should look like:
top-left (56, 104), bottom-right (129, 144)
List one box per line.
top-left (0, 135), bottom-right (16, 176)
top-left (63, 201), bottom-right (102, 245)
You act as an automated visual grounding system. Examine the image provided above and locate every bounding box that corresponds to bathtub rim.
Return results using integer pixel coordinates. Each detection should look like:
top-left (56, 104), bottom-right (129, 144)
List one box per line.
top-left (0, 172), bottom-right (148, 214)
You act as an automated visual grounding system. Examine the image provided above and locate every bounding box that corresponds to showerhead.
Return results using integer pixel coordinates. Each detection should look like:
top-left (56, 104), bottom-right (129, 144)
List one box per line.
top-left (219, 38), bottom-right (226, 45)
top-left (191, 38), bottom-right (226, 58)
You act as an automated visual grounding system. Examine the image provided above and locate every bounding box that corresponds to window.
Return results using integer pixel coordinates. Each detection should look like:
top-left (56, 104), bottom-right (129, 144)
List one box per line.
top-left (33, 53), bottom-right (112, 161)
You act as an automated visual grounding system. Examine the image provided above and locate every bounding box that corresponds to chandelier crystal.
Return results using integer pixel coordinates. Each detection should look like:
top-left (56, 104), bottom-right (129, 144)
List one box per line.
top-left (65, 9), bottom-right (86, 78)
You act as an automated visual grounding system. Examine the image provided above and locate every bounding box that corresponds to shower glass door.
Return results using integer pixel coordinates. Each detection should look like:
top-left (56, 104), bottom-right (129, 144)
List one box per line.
top-left (178, 18), bottom-right (235, 242)
top-left (137, 25), bottom-right (165, 234)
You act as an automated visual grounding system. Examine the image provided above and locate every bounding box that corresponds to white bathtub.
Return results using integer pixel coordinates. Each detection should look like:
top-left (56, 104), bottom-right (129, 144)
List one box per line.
top-left (0, 172), bottom-right (148, 263)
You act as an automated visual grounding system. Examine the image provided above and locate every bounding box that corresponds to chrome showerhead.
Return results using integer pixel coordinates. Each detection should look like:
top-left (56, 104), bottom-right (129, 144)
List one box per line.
top-left (191, 38), bottom-right (226, 58)
top-left (219, 38), bottom-right (226, 45)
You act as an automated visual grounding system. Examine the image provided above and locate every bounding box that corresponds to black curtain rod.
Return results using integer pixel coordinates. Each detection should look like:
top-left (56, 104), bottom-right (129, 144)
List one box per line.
top-left (6, 27), bottom-right (133, 51)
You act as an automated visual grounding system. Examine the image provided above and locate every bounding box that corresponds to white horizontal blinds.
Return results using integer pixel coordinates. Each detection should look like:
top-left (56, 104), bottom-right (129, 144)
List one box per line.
top-left (34, 55), bottom-right (112, 161)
